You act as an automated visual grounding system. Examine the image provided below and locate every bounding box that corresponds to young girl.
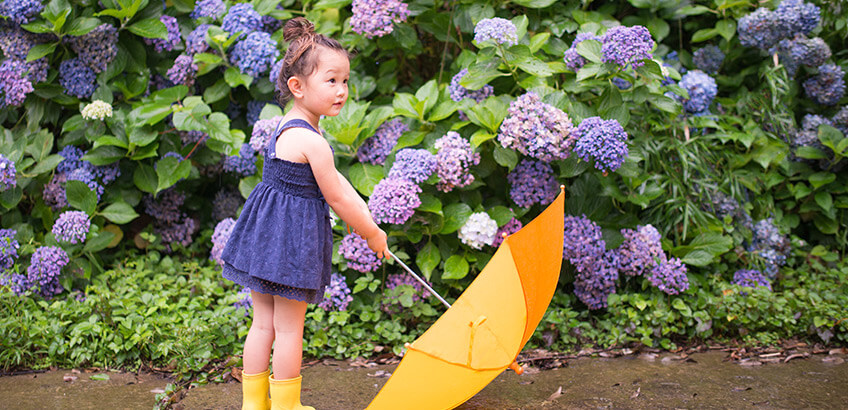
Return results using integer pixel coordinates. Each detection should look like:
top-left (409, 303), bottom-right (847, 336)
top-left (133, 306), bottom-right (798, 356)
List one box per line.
top-left (221, 17), bottom-right (388, 410)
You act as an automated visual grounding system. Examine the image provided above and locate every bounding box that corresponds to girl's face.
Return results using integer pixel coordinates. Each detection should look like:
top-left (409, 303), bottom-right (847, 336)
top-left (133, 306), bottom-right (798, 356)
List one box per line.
top-left (299, 48), bottom-right (350, 117)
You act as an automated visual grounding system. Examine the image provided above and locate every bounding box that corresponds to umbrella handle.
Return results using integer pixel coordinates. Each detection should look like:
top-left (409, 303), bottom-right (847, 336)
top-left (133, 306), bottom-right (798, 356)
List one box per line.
top-left (386, 249), bottom-right (452, 309)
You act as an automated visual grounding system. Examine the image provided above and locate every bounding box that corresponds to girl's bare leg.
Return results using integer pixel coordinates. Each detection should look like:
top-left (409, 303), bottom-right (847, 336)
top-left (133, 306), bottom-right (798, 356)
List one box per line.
top-left (242, 290), bottom-right (275, 374)
top-left (271, 295), bottom-right (307, 379)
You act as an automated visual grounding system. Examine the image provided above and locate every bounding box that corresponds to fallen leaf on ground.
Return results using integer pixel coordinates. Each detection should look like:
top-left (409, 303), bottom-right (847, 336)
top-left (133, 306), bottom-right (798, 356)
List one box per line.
top-left (784, 353), bottom-right (809, 363)
top-left (829, 348), bottom-right (847, 356)
top-left (150, 388), bottom-right (165, 394)
top-left (366, 370), bottom-right (391, 378)
top-left (63, 374), bottom-right (78, 382)
top-left (822, 356), bottom-right (844, 365)
top-left (89, 373), bottom-right (110, 381)
top-left (547, 386), bottom-right (563, 401)
top-left (231, 368), bottom-right (242, 382)
top-left (630, 387), bottom-right (641, 399)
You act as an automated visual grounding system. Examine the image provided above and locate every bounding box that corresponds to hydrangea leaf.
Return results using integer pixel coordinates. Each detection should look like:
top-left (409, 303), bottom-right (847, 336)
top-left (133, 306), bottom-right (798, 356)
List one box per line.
top-left (203, 79), bottom-right (230, 104)
top-left (83, 230), bottom-right (115, 252)
top-left (348, 163), bottom-right (385, 196)
top-left (714, 19), bottom-right (736, 42)
top-left (415, 241), bottom-right (441, 280)
top-left (512, 0), bottom-right (556, 8)
top-left (575, 39), bottom-right (602, 64)
top-left (99, 202), bottom-right (139, 224)
top-left (65, 17), bottom-right (103, 36)
top-left (82, 146), bottom-right (124, 166)
top-left (127, 18), bottom-right (168, 40)
top-left (224, 66), bottom-right (252, 89)
top-left (26, 43), bottom-right (58, 63)
top-left (239, 175), bottom-right (261, 199)
top-left (65, 180), bottom-right (97, 215)
top-left (441, 203), bottom-right (472, 234)
top-left (442, 254), bottom-right (469, 280)
top-left (133, 163), bottom-right (157, 194)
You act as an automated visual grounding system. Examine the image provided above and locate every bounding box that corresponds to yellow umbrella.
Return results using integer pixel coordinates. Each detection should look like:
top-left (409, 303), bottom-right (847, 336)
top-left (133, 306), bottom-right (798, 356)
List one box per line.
top-left (367, 187), bottom-right (565, 410)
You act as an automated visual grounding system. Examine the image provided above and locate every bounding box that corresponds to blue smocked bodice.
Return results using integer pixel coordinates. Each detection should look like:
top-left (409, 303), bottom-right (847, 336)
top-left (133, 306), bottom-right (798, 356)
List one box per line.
top-left (261, 118), bottom-right (324, 199)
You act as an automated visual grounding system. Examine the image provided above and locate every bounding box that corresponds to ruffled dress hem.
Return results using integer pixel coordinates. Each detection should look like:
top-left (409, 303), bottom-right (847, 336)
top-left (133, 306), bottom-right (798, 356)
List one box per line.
top-left (223, 262), bottom-right (322, 304)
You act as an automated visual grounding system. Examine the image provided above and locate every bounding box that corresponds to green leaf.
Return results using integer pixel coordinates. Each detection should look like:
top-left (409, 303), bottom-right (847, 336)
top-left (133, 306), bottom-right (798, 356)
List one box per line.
top-left (715, 19), bottom-right (736, 42)
top-left (442, 255), bottom-right (469, 280)
top-left (512, 0), bottom-right (555, 8)
top-left (461, 60), bottom-right (509, 90)
top-left (517, 58), bottom-right (554, 77)
top-left (493, 145), bottom-right (518, 170)
top-left (133, 163), bottom-right (157, 194)
top-left (65, 180), bottom-right (98, 216)
top-left (796, 146), bottom-right (827, 159)
top-left (348, 163), bottom-right (385, 196)
top-left (815, 191), bottom-right (833, 212)
top-left (65, 17), bottom-right (102, 36)
top-left (239, 175), bottom-right (261, 199)
top-left (155, 157), bottom-right (191, 192)
top-left (99, 202), bottom-right (139, 224)
top-left (416, 241), bottom-right (441, 280)
top-left (414, 80), bottom-right (439, 116)
top-left (487, 206), bottom-right (514, 226)
top-left (691, 28), bottom-right (717, 42)
top-left (203, 79), bottom-right (230, 104)
top-left (127, 18), bottom-right (167, 40)
top-left (575, 39), bottom-right (602, 64)
top-left (89, 374), bottom-right (110, 381)
top-left (470, 129), bottom-right (495, 147)
top-left (528, 32), bottom-right (551, 53)
top-left (83, 230), bottom-right (115, 252)
top-left (27, 154), bottom-right (63, 175)
top-left (809, 172), bottom-right (835, 189)
top-left (206, 113), bottom-right (233, 145)
top-left (428, 100), bottom-right (459, 122)
top-left (259, 104), bottom-right (283, 120)
top-left (672, 298), bottom-right (692, 316)
top-left (224, 66), bottom-right (252, 89)
top-left (392, 93), bottom-right (419, 119)
top-left (441, 203), bottom-right (472, 234)
top-left (26, 43), bottom-right (58, 62)
top-left (81, 146), bottom-right (125, 165)
top-left (416, 194), bottom-right (442, 215)
top-left (681, 249), bottom-right (712, 267)
top-left (814, 214), bottom-right (838, 234)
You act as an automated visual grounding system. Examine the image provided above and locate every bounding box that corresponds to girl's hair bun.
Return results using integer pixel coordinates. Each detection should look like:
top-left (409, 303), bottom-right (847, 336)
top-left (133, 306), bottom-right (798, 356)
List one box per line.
top-left (283, 17), bottom-right (315, 43)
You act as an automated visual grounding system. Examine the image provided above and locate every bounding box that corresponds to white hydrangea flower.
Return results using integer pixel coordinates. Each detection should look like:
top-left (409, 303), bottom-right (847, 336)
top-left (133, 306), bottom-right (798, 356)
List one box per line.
top-left (81, 100), bottom-right (113, 121)
top-left (458, 212), bottom-right (498, 249)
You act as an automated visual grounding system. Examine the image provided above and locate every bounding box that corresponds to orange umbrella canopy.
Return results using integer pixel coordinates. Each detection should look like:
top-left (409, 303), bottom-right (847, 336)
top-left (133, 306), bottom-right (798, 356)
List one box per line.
top-left (367, 189), bottom-right (565, 410)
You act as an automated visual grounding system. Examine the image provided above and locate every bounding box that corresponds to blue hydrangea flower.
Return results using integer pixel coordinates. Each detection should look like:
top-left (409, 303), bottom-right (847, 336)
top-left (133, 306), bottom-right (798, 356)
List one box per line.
top-left (0, 59), bottom-right (33, 107)
top-left (388, 148), bottom-right (436, 183)
top-left (212, 189), bottom-right (243, 221)
top-left (223, 143), bottom-right (257, 176)
top-left (319, 272), bottom-right (354, 312)
top-left (677, 70), bottom-right (718, 114)
top-left (368, 177), bottom-right (422, 225)
top-left (167, 54), bottom-right (198, 87)
top-left (474, 17), bottom-right (518, 47)
top-left (774, 0), bottom-right (820, 37)
top-left (833, 106), bottom-right (848, 136)
top-left (357, 119), bottom-right (408, 165)
top-left (573, 250), bottom-right (619, 310)
top-left (434, 131), bottom-right (480, 192)
top-left (616, 225), bottom-right (664, 277)
top-left (600, 25), bottom-right (654, 69)
top-left (246, 101), bottom-right (268, 126)
top-left (157, 217), bottom-right (198, 251)
top-left (180, 130), bottom-right (207, 146)
top-left (185, 24), bottom-right (211, 55)
top-left (59, 58), bottom-right (97, 99)
top-left (498, 92), bottom-right (577, 163)
top-left (65, 24), bottom-right (119, 73)
top-left (732, 269), bottom-right (772, 291)
top-left (27, 246), bottom-right (69, 299)
top-left (803, 64), bottom-right (845, 106)
top-left (693, 45), bottom-right (724, 74)
top-left (775, 35), bottom-right (830, 77)
top-left (57, 146), bottom-right (86, 174)
top-left (750, 218), bottom-right (789, 279)
top-left (448, 68), bottom-right (494, 102)
top-left (143, 189), bottom-right (185, 224)
top-left (191, 0), bottom-right (225, 20)
top-left (612, 78), bottom-right (632, 90)
top-left (42, 173), bottom-right (68, 210)
top-left (563, 214), bottom-right (605, 270)
top-left (233, 286), bottom-right (253, 316)
top-left (573, 117), bottom-right (629, 174)
top-left (144, 15), bottom-right (181, 52)
top-left (491, 217), bottom-right (522, 248)
top-left (459, 212), bottom-right (498, 249)
top-left (339, 232), bottom-right (382, 272)
top-left (269, 58), bottom-right (283, 84)
top-left (507, 159), bottom-right (558, 208)
top-left (0, 228), bottom-right (19, 271)
top-left (230, 32), bottom-right (279, 78)
top-left (738, 8), bottom-right (782, 50)
top-left (210, 217), bottom-right (236, 266)
top-left (350, 0), bottom-right (411, 39)
top-left (262, 13), bottom-right (283, 34)
top-left (563, 32), bottom-right (600, 72)
top-left (23, 57), bottom-right (48, 84)
top-left (52, 210), bottom-right (91, 244)
top-left (0, 154), bottom-right (16, 191)
top-left (221, 3), bottom-right (262, 39)
top-left (648, 256), bottom-right (689, 295)
top-left (249, 116), bottom-right (283, 153)
top-left (0, 0), bottom-right (44, 24)
top-left (380, 273), bottom-right (431, 314)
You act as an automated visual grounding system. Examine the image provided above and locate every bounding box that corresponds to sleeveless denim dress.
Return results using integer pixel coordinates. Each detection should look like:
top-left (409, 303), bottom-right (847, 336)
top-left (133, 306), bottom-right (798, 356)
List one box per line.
top-left (221, 119), bottom-right (333, 304)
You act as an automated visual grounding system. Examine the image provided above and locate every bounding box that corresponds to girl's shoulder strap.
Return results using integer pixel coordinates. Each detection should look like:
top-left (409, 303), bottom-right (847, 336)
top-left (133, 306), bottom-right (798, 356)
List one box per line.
top-left (267, 118), bottom-right (329, 157)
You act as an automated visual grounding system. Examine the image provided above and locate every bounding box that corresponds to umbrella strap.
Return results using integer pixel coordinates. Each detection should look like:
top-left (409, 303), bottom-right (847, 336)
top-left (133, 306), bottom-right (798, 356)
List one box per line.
top-left (386, 249), bottom-right (452, 309)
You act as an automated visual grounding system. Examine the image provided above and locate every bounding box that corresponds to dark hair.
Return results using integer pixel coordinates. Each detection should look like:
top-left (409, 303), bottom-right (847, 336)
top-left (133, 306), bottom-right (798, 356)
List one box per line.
top-left (275, 17), bottom-right (349, 106)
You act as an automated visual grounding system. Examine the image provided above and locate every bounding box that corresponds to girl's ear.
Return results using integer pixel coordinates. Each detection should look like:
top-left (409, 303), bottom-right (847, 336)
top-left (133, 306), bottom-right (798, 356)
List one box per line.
top-left (288, 76), bottom-right (304, 99)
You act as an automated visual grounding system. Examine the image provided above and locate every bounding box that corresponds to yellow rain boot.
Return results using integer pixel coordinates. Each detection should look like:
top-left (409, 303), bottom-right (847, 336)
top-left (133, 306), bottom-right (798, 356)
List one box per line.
top-left (241, 369), bottom-right (271, 410)
top-left (269, 374), bottom-right (314, 410)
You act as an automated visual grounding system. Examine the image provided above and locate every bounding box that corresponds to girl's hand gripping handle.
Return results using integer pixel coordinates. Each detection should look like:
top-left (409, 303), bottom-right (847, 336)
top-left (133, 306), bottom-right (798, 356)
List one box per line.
top-left (365, 228), bottom-right (388, 259)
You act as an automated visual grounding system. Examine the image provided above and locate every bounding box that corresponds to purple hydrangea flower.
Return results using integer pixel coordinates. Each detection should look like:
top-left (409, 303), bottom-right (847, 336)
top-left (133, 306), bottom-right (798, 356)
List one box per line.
top-left (648, 256), bottom-right (689, 295)
top-left (143, 189), bottom-right (186, 224)
top-left (449, 69), bottom-right (494, 102)
top-left (167, 54), bottom-right (198, 87)
top-left (57, 146), bottom-right (87, 174)
top-left (246, 101), bottom-right (268, 126)
top-left (833, 106), bottom-right (848, 135)
top-left (678, 70), bottom-right (718, 114)
top-left (0, 154), bottom-right (16, 191)
top-left (319, 272), bottom-right (354, 311)
top-left (221, 3), bottom-right (262, 39)
top-left (65, 24), bottom-right (119, 73)
top-left (380, 273), bottom-right (431, 313)
top-left (473, 17), bottom-right (518, 47)
top-left (234, 286), bottom-right (253, 316)
top-left (498, 92), bottom-right (577, 163)
top-left (563, 214), bottom-right (605, 271)
top-left (95, 163), bottom-right (120, 185)
top-left (210, 217), bottom-right (236, 266)
top-left (249, 116), bottom-right (283, 153)
top-left (774, 0), bottom-right (820, 37)
top-left (191, 0), bottom-right (225, 20)
top-left (23, 57), bottom-right (48, 84)
top-left (339, 232), bottom-right (382, 272)
top-left (59, 58), bottom-right (97, 99)
top-left (157, 217), bottom-right (198, 251)
top-left (0, 59), bottom-right (33, 107)
top-left (459, 212), bottom-right (498, 249)
top-left (491, 217), bottom-right (522, 248)
top-left (144, 15), bottom-right (181, 52)
top-left (573, 250), bottom-right (619, 310)
top-left (434, 131), bottom-right (480, 192)
top-left (750, 218), bottom-right (789, 279)
top-left (27, 246), bottom-right (69, 299)
top-left (0, 0), bottom-right (44, 24)
top-left (738, 8), bottom-right (781, 50)
top-left (212, 188), bottom-right (243, 221)
top-left (776, 35), bottom-right (831, 77)
top-left (180, 130), bottom-right (207, 146)
top-left (0, 24), bottom-right (30, 59)
top-left (507, 159), bottom-right (558, 208)
top-left (732, 269), bottom-right (772, 291)
top-left (52, 210), bottom-right (91, 244)
top-left (185, 24), bottom-right (211, 55)
top-left (573, 117), bottom-right (629, 174)
top-left (612, 78), bottom-right (632, 90)
top-left (357, 119), bottom-right (408, 165)
top-left (600, 25), bottom-right (654, 69)
top-left (269, 58), bottom-right (283, 84)
top-left (563, 32), bottom-right (600, 72)
top-left (693, 45), bottom-right (724, 74)
top-left (223, 143), bottom-right (257, 176)
top-left (616, 225), bottom-right (664, 277)
top-left (66, 167), bottom-right (104, 201)
top-left (230, 32), bottom-right (279, 78)
top-left (368, 178), bottom-right (421, 225)
top-left (262, 13), bottom-right (283, 34)
top-left (350, 0), bottom-right (411, 39)
top-left (388, 148), bottom-right (436, 183)
top-left (0, 228), bottom-right (19, 271)
top-left (43, 173), bottom-right (68, 210)
top-left (803, 64), bottom-right (845, 106)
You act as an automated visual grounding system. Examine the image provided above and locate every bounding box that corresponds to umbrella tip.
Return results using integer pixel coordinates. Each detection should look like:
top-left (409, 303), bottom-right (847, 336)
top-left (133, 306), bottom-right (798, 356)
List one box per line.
top-left (501, 232), bottom-right (508, 238)
top-left (559, 184), bottom-right (565, 191)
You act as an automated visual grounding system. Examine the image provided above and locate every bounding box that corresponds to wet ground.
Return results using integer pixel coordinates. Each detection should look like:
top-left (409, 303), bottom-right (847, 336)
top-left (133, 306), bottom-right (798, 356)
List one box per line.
top-left (1, 351), bottom-right (845, 409)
